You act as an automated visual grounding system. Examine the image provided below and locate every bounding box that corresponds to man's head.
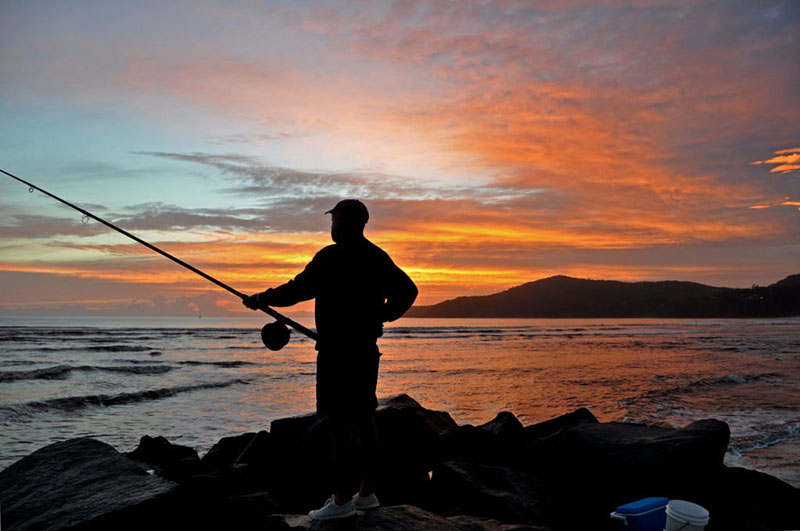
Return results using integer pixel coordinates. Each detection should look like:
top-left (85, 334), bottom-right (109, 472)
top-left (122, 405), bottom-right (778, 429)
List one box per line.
top-left (326, 199), bottom-right (369, 243)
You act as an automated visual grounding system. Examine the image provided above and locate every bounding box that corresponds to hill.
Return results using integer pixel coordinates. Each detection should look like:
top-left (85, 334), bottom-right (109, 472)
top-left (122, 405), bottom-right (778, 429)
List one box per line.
top-left (406, 274), bottom-right (800, 318)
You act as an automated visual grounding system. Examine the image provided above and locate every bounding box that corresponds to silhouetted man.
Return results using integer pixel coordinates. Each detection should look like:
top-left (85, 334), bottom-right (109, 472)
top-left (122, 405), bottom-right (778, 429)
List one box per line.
top-left (243, 199), bottom-right (417, 520)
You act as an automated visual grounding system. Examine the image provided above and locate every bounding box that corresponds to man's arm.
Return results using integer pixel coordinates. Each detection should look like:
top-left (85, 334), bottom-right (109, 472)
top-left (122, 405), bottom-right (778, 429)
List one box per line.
top-left (382, 261), bottom-right (418, 322)
top-left (243, 254), bottom-right (321, 310)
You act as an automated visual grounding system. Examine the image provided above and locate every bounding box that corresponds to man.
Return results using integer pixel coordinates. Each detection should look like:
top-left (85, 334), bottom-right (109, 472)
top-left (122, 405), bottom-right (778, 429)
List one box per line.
top-left (243, 199), bottom-right (417, 520)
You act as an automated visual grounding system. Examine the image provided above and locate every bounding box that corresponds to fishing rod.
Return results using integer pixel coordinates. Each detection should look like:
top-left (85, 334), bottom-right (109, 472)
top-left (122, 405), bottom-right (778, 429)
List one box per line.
top-left (1, 168), bottom-right (317, 348)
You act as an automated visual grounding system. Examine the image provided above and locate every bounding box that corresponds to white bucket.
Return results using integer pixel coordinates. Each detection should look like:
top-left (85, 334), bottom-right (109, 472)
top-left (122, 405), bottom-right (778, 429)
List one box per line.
top-left (665, 500), bottom-right (709, 531)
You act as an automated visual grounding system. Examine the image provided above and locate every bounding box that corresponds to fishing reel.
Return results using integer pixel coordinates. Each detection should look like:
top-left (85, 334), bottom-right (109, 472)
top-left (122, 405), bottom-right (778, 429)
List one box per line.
top-left (261, 321), bottom-right (291, 351)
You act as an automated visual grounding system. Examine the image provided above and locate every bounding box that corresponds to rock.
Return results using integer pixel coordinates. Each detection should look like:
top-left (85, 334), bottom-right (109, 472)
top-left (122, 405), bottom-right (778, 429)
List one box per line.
top-left (429, 461), bottom-right (550, 526)
top-left (269, 412), bottom-right (333, 510)
top-left (0, 438), bottom-right (178, 531)
top-left (4, 396), bottom-right (793, 531)
top-left (523, 407), bottom-right (598, 445)
top-left (236, 430), bottom-right (273, 467)
top-left (680, 466), bottom-right (800, 531)
top-left (440, 425), bottom-right (498, 464)
top-left (266, 394), bottom-right (459, 509)
top-left (480, 412), bottom-right (524, 439)
top-left (128, 435), bottom-right (201, 481)
top-left (268, 504), bottom-right (552, 530)
top-left (225, 491), bottom-right (278, 528)
top-left (440, 412), bottom-right (525, 466)
top-left (530, 418), bottom-right (731, 528)
top-left (200, 431), bottom-right (259, 471)
top-left (374, 394), bottom-right (459, 505)
top-left (557, 418), bottom-right (730, 478)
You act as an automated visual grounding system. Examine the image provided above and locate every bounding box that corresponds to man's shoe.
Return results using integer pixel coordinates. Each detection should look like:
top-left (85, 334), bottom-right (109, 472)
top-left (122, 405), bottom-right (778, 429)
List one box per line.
top-left (353, 492), bottom-right (380, 510)
top-left (308, 495), bottom-right (356, 520)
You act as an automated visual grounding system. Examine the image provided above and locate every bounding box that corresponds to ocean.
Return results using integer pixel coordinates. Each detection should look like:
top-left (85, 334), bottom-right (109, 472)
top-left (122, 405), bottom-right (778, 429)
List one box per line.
top-left (1, 316), bottom-right (798, 487)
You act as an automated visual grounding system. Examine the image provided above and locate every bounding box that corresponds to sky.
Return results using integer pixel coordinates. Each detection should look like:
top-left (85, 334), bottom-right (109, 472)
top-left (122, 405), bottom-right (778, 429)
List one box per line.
top-left (1, 0), bottom-right (798, 317)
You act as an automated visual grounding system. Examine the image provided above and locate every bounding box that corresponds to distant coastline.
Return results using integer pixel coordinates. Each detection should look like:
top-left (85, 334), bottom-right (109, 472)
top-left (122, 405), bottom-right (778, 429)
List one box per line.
top-left (407, 274), bottom-right (800, 318)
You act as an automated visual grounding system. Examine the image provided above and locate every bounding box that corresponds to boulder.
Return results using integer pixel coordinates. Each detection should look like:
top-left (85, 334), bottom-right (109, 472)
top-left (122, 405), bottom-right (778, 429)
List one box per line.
top-left (480, 412), bottom-right (524, 439)
top-left (266, 394), bottom-right (459, 509)
top-left (440, 412), bottom-right (525, 466)
top-left (128, 434), bottom-right (201, 481)
top-left (680, 466), bottom-right (800, 531)
top-left (268, 412), bottom-right (333, 510)
top-left (554, 419), bottom-right (730, 479)
top-left (529, 418), bottom-right (731, 528)
top-left (201, 432), bottom-right (256, 469)
top-left (523, 407), bottom-right (598, 446)
top-left (268, 504), bottom-right (552, 530)
top-left (429, 461), bottom-right (550, 526)
top-left (5, 396), bottom-right (794, 531)
top-left (374, 394), bottom-right (459, 505)
top-left (200, 431), bottom-right (264, 471)
top-left (236, 430), bottom-right (273, 468)
top-left (0, 438), bottom-right (178, 531)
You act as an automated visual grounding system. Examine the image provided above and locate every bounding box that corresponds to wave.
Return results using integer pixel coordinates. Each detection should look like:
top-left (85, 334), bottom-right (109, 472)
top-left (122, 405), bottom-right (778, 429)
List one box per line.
top-left (0, 360), bottom-right (42, 367)
top-left (0, 364), bottom-right (174, 382)
top-left (178, 360), bottom-right (256, 368)
top-left (729, 419), bottom-right (800, 456)
top-left (0, 365), bottom-right (76, 382)
top-left (8, 379), bottom-right (249, 414)
top-left (621, 372), bottom-right (785, 405)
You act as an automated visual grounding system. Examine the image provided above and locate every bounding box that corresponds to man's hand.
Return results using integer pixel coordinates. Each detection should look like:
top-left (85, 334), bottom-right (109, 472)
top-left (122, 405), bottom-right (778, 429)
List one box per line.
top-left (242, 293), bottom-right (262, 310)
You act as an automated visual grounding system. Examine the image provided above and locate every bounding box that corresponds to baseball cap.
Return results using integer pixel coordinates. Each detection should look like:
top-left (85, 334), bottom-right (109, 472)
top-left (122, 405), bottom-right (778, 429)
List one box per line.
top-left (325, 199), bottom-right (369, 224)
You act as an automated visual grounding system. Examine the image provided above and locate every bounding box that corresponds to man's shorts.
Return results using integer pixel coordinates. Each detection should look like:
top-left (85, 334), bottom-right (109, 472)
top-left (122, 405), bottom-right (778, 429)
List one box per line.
top-left (316, 345), bottom-right (380, 419)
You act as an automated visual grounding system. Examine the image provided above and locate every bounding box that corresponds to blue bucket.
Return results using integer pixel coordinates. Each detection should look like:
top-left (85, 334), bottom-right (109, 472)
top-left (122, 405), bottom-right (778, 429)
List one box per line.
top-left (610, 497), bottom-right (669, 531)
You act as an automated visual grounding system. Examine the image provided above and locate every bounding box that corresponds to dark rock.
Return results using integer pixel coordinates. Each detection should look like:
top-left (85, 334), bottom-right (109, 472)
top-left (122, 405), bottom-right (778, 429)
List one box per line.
top-left (219, 491), bottom-right (278, 529)
top-left (200, 431), bottom-right (259, 471)
top-left (128, 434), bottom-right (201, 481)
top-left (0, 438), bottom-right (178, 531)
top-left (557, 418), bottom-right (730, 478)
top-left (5, 395), bottom-right (795, 531)
top-left (441, 425), bottom-right (498, 464)
top-left (269, 412), bottom-right (333, 510)
top-left (266, 394), bottom-right (459, 509)
top-left (531, 418), bottom-right (731, 528)
top-left (377, 394), bottom-right (459, 440)
top-left (440, 412), bottom-right (525, 466)
top-left (429, 461), bottom-right (550, 526)
top-left (268, 504), bottom-right (552, 530)
top-left (680, 466), bottom-right (800, 531)
top-left (374, 394), bottom-right (459, 505)
top-left (236, 430), bottom-right (273, 468)
top-left (523, 407), bottom-right (598, 445)
top-left (480, 412), bottom-right (524, 439)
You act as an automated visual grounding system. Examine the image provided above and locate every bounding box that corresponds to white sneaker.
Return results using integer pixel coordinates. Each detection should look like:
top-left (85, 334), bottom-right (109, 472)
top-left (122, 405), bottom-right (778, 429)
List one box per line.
top-left (353, 492), bottom-right (380, 510)
top-left (308, 495), bottom-right (356, 520)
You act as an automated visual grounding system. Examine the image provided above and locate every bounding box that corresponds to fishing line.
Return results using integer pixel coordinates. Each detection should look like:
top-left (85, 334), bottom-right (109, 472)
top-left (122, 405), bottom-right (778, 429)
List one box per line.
top-left (1, 168), bottom-right (317, 343)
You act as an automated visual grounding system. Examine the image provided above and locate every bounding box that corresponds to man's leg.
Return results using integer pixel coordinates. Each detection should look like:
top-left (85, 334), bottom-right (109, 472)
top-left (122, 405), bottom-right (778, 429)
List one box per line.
top-left (330, 414), bottom-right (357, 506)
top-left (356, 412), bottom-right (379, 497)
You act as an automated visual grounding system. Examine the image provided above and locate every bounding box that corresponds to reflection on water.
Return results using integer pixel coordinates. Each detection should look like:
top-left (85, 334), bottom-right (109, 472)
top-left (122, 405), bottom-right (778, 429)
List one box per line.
top-left (0, 316), bottom-right (798, 486)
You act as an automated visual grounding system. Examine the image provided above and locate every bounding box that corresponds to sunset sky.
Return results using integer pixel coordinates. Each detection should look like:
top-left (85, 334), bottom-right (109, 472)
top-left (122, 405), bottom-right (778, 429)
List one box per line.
top-left (1, 0), bottom-right (798, 317)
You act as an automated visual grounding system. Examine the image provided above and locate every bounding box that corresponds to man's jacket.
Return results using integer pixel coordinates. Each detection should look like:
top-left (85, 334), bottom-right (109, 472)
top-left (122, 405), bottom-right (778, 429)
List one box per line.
top-left (262, 238), bottom-right (418, 350)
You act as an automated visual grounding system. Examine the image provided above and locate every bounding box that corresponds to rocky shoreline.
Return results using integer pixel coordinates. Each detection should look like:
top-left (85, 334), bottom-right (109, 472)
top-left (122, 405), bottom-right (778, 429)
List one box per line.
top-left (1, 394), bottom-right (798, 530)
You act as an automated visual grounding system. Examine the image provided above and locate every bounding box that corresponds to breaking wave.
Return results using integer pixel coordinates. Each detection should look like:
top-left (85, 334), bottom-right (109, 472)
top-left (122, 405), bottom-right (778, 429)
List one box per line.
top-left (0, 364), bottom-right (174, 382)
top-left (8, 379), bottom-right (250, 414)
top-left (178, 360), bottom-right (256, 368)
top-left (621, 372), bottom-right (785, 405)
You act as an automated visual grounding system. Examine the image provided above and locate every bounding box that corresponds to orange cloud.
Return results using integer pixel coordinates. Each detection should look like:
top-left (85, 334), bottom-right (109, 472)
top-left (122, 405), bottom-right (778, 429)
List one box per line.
top-left (752, 148), bottom-right (800, 174)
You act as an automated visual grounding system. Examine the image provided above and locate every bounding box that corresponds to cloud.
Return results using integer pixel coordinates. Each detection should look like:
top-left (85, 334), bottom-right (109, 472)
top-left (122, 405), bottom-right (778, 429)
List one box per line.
top-left (752, 147), bottom-right (800, 174)
top-left (0, 214), bottom-right (108, 238)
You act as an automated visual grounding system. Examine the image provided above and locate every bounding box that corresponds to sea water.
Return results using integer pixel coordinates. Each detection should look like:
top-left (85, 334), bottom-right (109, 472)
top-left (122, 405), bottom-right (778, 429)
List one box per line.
top-left (0, 316), bottom-right (798, 486)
